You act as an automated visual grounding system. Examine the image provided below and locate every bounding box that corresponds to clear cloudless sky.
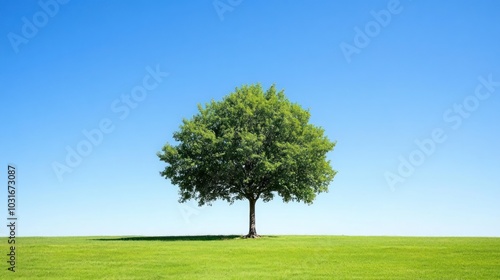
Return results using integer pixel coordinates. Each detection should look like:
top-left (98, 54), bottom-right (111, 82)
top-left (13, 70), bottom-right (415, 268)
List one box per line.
top-left (1, 0), bottom-right (499, 237)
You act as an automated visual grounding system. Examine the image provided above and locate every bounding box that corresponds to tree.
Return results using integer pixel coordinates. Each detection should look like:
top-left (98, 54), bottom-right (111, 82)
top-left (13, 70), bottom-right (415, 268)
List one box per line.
top-left (158, 84), bottom-right (336, 238)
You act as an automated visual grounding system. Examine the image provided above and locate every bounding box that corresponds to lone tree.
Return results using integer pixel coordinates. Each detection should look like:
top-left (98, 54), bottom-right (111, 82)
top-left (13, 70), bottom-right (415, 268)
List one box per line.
top-left (158, 84), bottom-right (336, 238)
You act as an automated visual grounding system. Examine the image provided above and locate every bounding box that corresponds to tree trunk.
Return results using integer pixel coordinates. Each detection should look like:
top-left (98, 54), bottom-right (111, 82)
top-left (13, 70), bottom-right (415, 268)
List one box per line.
top-left (245, 198), bottom-right (260, 238)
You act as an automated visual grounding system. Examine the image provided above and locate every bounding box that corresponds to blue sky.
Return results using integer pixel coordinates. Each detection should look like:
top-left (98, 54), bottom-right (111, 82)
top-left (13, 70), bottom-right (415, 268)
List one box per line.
top-left (1, 0), bottom-right (499, 237)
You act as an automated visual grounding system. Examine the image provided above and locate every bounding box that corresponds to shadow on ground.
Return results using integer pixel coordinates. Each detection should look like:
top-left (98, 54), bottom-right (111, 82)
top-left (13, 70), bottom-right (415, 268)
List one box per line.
top-left (93, 235), bottom-right (257, 242)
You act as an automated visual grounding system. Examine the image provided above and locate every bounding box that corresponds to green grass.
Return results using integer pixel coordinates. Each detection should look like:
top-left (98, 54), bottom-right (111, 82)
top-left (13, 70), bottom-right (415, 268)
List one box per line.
top-left (2, 235), bottom-right (499, 279)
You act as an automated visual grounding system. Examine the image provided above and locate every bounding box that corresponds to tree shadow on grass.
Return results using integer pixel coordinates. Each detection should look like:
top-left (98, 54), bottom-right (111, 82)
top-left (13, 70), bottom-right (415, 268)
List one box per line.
top-left (93, 235), bottom-right (244, 242)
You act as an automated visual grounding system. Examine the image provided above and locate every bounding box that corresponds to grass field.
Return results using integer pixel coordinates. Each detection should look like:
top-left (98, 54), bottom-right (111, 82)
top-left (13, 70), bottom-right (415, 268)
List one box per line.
top-left (1, 235), bottom-right (499, 279)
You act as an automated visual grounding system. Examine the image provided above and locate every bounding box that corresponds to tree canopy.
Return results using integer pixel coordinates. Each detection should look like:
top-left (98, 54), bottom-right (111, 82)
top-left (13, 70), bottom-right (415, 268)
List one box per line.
top-left (158, 84), bottom-right (336, 237)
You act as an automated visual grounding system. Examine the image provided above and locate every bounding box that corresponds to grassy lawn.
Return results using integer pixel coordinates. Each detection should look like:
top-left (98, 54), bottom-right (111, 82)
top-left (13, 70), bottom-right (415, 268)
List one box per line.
top-left (1, 235), bottom-right (499, 279)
